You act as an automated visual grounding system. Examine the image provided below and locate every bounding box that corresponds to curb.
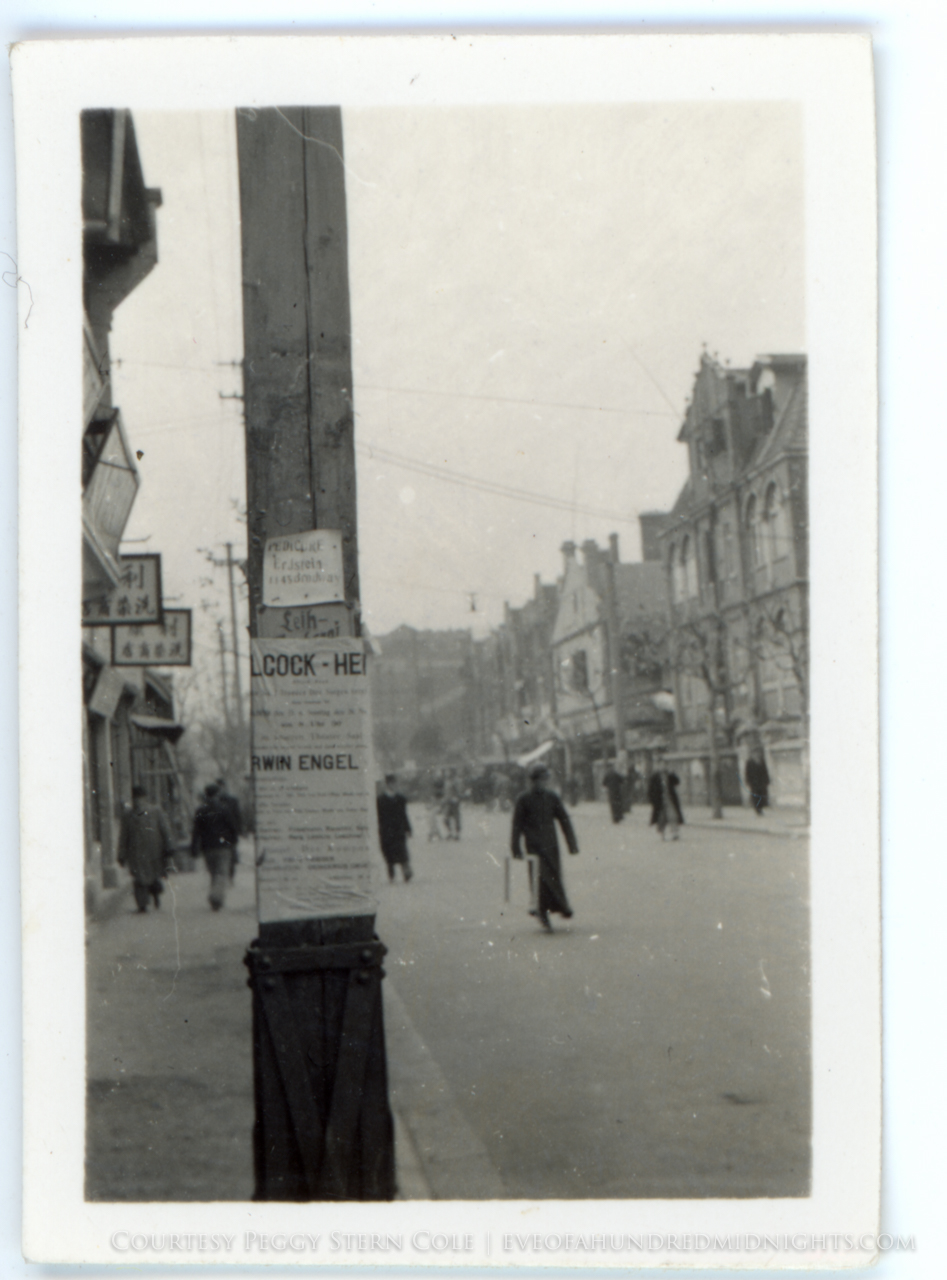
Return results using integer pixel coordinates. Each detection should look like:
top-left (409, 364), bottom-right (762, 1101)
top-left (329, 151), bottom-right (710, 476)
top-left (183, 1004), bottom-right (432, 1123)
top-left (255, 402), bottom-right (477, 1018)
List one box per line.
top-left (384, 980), bottom-right (505, 1200)
top-left (686, 819), bottom-right (809, 840)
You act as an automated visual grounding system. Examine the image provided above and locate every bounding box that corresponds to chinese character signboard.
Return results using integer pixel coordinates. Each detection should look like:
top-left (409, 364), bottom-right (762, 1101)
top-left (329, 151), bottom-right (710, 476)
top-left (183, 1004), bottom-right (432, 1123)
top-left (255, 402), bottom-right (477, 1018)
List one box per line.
top-left (111, 608), bottom-right (192, 667)
top-left (82, 553), bottom-right (163, 626)
top-left (262, 530), bottom-right (344, 607)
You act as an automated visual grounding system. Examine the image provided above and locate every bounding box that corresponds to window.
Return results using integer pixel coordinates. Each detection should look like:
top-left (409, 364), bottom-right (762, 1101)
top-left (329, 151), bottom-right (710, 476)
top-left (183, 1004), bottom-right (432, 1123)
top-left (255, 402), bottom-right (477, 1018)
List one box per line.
top-left (682, 535), bottom-right (699, 599)
top-left (746, 494), bottom-right (764, 571)
top-left (669, 542), bottom-right (681, 602)
top-left (721, 520), bottom-right (737, 580)
top-left (708, 415), bottom-right (727, 457)
top-left (764, 481), bottom-right (792, 568)
top-left (757, 610), bottom-right (802, 719)
top-left (678, 671), bottom-right (709, 730)
top-left (571, 649), bottom-right (589, 692)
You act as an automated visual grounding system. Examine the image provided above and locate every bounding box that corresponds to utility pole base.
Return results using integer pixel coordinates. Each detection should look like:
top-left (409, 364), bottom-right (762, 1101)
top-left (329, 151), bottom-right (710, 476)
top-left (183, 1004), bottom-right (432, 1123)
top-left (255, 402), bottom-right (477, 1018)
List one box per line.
top-left (245, 917), bottom-right (395, 1201)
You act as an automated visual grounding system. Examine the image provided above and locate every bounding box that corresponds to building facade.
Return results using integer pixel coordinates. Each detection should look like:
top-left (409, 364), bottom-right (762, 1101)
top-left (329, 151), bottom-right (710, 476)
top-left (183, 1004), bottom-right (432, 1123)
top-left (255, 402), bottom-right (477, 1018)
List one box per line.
top-left (81, 111), bottom-right (187, 911)
top-left (658, 352), bottom-right (809, 807)
top-left (550, 530), bottom-right (671, 799)
top-left (475, 575), bottom-right (560, 762)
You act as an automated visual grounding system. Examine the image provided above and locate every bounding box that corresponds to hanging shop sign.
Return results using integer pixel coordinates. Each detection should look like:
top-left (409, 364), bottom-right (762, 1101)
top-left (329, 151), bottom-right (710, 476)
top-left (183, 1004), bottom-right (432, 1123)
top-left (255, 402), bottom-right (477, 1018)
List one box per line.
top-left (250, 636), bottom-right (377, 923)
top-left (262, 529), bottom-right (344, 608)
top-left (82, 553), bottom-right (163, 626)
top-left (111, 608), bottom-right (192, 667)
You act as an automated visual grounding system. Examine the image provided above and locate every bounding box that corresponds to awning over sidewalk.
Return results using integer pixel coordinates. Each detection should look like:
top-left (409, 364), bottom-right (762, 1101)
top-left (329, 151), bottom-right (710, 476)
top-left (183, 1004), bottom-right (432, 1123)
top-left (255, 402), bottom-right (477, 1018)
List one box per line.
top-left (515, 739), bottom-right (557, 769)
top-left (130, 714), bottom-right (185, 744)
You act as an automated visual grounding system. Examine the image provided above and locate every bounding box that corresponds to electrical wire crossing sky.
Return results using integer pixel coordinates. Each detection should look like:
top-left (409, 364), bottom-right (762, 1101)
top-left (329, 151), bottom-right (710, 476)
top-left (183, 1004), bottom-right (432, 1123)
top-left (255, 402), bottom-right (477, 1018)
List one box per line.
top-left (113, 102), bottom-right (804, 706)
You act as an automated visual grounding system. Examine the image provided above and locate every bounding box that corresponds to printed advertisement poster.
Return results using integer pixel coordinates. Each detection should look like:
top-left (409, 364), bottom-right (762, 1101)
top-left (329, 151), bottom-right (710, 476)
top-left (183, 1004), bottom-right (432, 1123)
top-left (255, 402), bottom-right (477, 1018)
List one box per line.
top-left (250, 636), bottom-right (377, 922)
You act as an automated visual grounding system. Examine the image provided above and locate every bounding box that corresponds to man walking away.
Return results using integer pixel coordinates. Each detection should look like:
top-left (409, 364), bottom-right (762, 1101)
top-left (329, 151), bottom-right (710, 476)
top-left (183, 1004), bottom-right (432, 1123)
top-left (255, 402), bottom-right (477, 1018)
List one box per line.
top-left (443, 773), bottom-right (462, 840)
top-left (602, 761), bottom-right (625, 824)
top-left (623, 764), bottom-right (640, 815)
top-left (511, 764), bottom-right (579, 932)
top-left (647, 759), bottom-right (684, 841)
top-left (191, 783), bottom-right (239, 911)
top-left (745, 749), bottom-right (771, 815)
top-left (215, 777), bottom-right (242, 880)
top-left (377, 774), bottom-right (414, 882)
top-left (117, 784), bottom-right (175, 913)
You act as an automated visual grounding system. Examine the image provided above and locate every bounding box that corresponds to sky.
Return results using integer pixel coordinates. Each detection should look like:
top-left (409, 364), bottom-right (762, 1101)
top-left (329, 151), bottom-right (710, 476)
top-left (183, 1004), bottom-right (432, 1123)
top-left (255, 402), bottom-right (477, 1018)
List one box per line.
top-left (112, 102), bottom-right (804, 715)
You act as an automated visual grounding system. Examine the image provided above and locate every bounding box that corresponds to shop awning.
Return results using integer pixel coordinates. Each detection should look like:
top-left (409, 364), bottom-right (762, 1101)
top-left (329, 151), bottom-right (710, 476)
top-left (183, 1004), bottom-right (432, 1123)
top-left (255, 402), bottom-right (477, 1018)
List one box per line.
top-left (515, 739), bottom-right (557, 769)
top-left (131, 714), bottom-right (185, 744)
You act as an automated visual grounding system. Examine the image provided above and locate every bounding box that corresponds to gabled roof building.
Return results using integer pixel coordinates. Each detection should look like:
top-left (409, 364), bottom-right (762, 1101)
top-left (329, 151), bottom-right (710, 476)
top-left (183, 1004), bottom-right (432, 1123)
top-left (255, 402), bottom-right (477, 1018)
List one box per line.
top-left (657, 351), bottom-right (809, 808)
top-left (549, 527), bottom-right (671, 800)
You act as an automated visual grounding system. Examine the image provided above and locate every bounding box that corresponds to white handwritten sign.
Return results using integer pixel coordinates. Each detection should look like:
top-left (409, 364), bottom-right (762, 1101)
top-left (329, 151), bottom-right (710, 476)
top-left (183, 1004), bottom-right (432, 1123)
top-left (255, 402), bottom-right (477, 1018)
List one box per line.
top-left (250, 636), bottom-right (377, 922)
top-left (262, 530), bottom-right (344, 607)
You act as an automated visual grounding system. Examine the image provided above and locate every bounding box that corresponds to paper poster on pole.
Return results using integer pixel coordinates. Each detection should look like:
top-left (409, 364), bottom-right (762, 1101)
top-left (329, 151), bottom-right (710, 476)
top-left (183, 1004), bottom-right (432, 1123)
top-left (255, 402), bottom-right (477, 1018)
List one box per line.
top-left (262, 530), bottom-right (344, 607)
top-left (250, 636), bottom-right (378, 922)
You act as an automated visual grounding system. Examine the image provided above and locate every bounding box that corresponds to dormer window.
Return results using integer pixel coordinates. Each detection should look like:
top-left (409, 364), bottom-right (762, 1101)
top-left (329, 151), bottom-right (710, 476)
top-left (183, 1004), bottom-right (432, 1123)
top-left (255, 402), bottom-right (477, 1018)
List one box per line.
top-left (708, 415), bottom-right (727, 457)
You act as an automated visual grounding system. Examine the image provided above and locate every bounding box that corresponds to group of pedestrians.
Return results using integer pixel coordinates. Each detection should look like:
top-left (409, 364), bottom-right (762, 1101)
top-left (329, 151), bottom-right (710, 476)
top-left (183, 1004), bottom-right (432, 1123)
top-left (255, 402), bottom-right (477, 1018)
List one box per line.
top-left (117, 778), bottom-right (242, 915)
top-left (601, 761), bottom-right (639, 824)
top-left (425, 771), bottom-right (463, 841)
top-left (372, 752), bottom-right (698, 934)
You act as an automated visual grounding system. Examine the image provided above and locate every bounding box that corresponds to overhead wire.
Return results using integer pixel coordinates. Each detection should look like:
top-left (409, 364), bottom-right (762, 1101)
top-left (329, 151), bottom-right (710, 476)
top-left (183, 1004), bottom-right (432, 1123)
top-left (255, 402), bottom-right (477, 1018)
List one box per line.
top-left (358, 381), bottom-right (677, 418)
top-left (357, 439), bottom-right (639, 525)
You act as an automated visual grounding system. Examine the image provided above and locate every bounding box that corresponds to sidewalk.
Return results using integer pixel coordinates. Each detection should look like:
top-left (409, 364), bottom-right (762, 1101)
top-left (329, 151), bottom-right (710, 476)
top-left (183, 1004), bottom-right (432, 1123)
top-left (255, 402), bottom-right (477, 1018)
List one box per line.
top-left (85, 848), bottom-right (474, 1201)
top-left (683, 804), bottom-right (809, 839)
top-left (571, 798), bottom-right (808, 840)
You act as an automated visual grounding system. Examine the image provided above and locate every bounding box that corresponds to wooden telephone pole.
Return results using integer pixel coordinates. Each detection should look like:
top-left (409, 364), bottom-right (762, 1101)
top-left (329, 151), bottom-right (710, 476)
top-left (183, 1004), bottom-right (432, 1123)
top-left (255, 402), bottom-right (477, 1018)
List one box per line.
top-left (236, 106), bottom-right (394, 1201)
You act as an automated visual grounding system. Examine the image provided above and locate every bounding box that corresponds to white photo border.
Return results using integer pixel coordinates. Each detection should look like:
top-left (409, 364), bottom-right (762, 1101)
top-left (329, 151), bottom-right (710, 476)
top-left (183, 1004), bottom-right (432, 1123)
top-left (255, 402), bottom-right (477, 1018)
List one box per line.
top-left (14, 32), bottom-right (878, 1271)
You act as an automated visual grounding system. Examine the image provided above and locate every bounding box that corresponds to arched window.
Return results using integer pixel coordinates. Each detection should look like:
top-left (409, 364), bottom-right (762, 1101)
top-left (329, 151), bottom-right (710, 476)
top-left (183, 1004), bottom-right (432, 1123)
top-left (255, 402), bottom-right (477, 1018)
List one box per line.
top-left (764, 483), bottom-right (780, 562)
top-left (764, 481), bottom-right (791, 566)
top-left (669, 542), bottom-right (682, 602)
top-left (682, 535), bottom-right (699, 599)
top-left (746, 494), bottom-right (763, 568)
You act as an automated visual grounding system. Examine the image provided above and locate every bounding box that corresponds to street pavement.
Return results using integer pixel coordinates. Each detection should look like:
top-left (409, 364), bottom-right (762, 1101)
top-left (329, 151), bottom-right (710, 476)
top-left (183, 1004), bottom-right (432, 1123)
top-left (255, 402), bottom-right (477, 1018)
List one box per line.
top-left (86, 804), bottom-right (810, 1202)
top-left (86, 842), bottom-right (257, 1201)
top-left (379, 800), bottom-right (810, 1199)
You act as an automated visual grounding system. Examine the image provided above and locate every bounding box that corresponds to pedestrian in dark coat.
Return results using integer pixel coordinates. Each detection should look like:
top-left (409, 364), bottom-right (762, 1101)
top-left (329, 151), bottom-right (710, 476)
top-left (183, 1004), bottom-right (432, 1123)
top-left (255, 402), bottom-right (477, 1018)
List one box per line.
top-left (376, 775), bottom-right (413, 882)
top-left (745, 750), bottom-right (771, 815)
top-left (647, 764), bottom-right (684, 840)
top-left (191, 783), bottom-right (239, 911)
top-left (117, 784), bottom-right (175, 912)
top-left (602, 763), bottom-right (625, 823)
top-left (623, 765), bottom-right (640, 814)
top-left (511, 764), bottom-right (579, 931)
top-left (442, 774), bottom-right (462, 840)
top-left (215, 777), bottom-right (242, 879)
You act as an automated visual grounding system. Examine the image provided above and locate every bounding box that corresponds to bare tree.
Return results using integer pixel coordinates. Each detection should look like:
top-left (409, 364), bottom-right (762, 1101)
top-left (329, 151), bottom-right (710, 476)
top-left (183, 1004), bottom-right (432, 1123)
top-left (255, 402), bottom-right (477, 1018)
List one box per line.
top-left (671, 616), bottom-right (730, 819)
top-left (619, 620), bottom-right (670, 686)
top-left (741, 599), bottom-right (810, 816)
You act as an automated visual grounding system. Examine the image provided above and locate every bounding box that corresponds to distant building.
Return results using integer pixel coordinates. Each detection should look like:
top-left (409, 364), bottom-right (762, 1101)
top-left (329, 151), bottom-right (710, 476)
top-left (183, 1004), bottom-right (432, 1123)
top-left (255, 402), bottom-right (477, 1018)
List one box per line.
top-left (473, 575), bottom-right (560, 762)
top-left (657, 351), bottom-right (809, 807)
top-left (550, 529), bottom-right (671, 799)
top-left (370, 626), bottom-right (476, 769)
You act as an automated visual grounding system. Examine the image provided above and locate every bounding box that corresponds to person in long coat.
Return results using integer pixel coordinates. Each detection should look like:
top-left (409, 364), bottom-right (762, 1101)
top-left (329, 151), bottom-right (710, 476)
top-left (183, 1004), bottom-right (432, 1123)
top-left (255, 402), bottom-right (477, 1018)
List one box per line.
top-left (117, 784), bottom-right (175, 913)
top-left (511, 764), bottom-right (579, 931)
top-left (647, 762), bottom-right (684, 840)
top-left (376, 774), bottom-right (413, 882)
top-left (191, 782), bottom-right (239, 911)
top-left (215, 777), bottom-right (242, 880)
top-left (745, 749), bottom-right (771, 815)
top-left (602, 762), bottom-right (625, 824)
top-left (623, 764), bottom-right (640, 815)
